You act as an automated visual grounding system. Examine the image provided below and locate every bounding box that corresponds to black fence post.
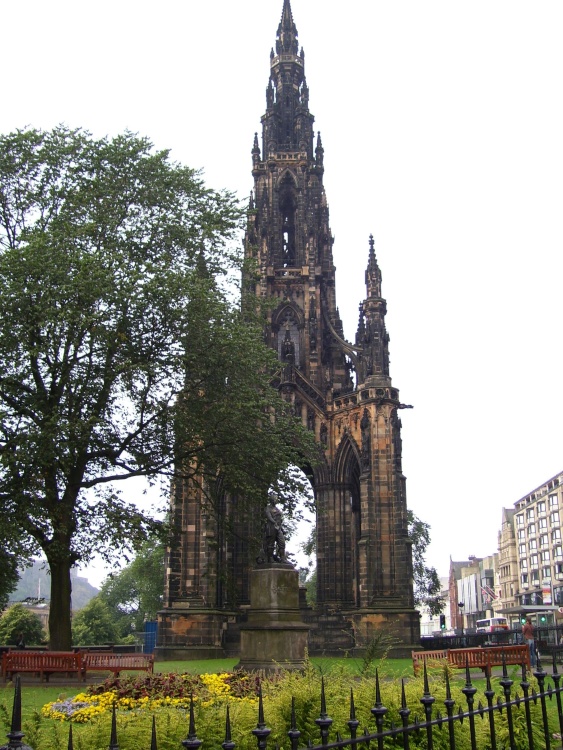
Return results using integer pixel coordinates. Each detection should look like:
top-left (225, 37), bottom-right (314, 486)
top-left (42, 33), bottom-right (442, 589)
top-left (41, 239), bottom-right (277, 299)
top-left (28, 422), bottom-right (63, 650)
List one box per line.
top-left (499, 656), bottom-right (516, 750)
top-left (287, 697), bottom-right (301, 750)
top-left (150, 716), bottom-right (157, 750)
top-left (483, 669), bottom-right (497, 750)
top-left (347, 689), bottom-right (359, 741)
top-left (108, 703), bottom-right (119, 750)
top-left (252, 687), bottom-right (271, 750)
top-left (0, 676), bottom-right (33, 750)
top-left (398, 680), bottom-right (411, 750)
top-left (315, 677), bottom-right (333, 746)
top-left (461, 659), bottom-right (477, 750)
top-left (181, 696), bottom-right (202, 750)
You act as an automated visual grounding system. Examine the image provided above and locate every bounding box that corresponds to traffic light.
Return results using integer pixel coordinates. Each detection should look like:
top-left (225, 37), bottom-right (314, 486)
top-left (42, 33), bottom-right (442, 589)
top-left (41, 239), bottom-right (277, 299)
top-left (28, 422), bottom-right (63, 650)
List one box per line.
top-left (540, 614), bottom-right (547, 624)
top-left (440, 614), bottom-right (446, 630)
top-left (521, 617), bottom-right (527, 625)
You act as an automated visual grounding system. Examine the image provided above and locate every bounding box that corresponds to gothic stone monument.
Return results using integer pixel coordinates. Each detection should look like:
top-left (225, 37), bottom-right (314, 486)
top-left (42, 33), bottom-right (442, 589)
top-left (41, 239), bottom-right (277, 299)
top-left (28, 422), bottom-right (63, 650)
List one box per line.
top-left (156, 0), bottom-right (420, 660)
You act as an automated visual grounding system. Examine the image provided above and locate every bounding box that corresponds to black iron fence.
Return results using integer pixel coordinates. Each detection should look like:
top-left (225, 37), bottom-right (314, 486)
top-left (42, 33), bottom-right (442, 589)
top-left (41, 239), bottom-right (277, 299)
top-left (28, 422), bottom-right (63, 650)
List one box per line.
top-left (3, 654), bottom-right (563, 750)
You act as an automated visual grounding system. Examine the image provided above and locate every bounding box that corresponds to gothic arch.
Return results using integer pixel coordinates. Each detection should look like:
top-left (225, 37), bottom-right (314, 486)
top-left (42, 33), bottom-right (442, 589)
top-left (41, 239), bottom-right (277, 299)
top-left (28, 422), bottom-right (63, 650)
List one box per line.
top-left (272, 302), bottom-right (304, 366)
top-left (333, 432), bottom-right (362, 489)
top-left (278, 171), bottom-right (299, 267)
top-left (276, 168), bottom-right (299, 189)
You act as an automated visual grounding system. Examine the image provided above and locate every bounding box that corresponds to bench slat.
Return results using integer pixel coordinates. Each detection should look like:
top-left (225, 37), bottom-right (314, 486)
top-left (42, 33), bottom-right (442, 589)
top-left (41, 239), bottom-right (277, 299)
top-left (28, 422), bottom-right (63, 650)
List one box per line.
top-left (412, 645), bottom-right (530, 675)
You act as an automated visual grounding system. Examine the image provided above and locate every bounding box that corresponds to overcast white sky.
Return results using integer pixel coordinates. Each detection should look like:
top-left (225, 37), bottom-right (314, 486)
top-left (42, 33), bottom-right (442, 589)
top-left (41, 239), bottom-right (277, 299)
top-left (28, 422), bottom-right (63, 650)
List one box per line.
top-left (2, 0), bottom-right (563, 586)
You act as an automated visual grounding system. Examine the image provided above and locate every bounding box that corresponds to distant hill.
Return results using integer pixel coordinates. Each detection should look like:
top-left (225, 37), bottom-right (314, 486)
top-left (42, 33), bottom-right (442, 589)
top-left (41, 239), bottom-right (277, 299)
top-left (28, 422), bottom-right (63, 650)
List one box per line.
top-left (10, 561), bottom-right (99, 611)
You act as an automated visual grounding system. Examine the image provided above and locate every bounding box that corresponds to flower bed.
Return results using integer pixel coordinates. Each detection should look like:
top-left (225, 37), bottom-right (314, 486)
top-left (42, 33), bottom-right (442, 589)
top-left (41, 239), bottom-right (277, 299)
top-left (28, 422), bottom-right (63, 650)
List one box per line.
top-left (42, 671), bottom-right (260, 723)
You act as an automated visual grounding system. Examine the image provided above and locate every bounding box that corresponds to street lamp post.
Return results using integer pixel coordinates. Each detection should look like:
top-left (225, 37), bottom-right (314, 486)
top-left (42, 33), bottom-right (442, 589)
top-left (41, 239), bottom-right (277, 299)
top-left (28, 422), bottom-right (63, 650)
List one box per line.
top-left (458, 601), bottom-right (465, 643)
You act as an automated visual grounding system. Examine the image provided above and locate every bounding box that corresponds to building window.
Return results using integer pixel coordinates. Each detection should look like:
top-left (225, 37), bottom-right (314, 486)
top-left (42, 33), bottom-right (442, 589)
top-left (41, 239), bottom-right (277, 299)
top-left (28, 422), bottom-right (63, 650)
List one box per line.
top-left (520, 559), bottom-right (528, 570)
top-left (526, 508), bottom-right (535, 521)
top-left (550, 493), bottom-right (559, 508)
top-left (540, 534), bottom-right (549, 548)
top-left (551, 511), bottom-right (560, 526)
top-left (539, 517), bottom-right (548, 530)
top-left (529, 539), bottom-right (538, 551)
top-left (538, 501), bottom-right (546, 515)
top-left (530, 554), bottom-right (539, 567)
top-left (541, 550), bottom-right (550, 563)
top-left (552, 529), bottom-right (562, 543)
top-left (554, 546), bottom-right (563, 561)
top-left (517, 514), bottom-right (524, 526)
top-left (531, 573), bottom-right (540, 586)
top-left (521, 573), bottom-right (528, 584)
top-left (518, 529), bottom-right (525, 540)
top-left (528, 523), bottom-right (537, 536)
top-left (542, 566), bottom-right (551, 579)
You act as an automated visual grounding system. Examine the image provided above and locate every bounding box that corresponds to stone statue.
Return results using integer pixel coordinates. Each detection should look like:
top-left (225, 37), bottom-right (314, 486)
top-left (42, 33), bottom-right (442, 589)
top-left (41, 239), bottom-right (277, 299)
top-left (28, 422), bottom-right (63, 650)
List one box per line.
top-left (258, 493), bottom-right (286, 563)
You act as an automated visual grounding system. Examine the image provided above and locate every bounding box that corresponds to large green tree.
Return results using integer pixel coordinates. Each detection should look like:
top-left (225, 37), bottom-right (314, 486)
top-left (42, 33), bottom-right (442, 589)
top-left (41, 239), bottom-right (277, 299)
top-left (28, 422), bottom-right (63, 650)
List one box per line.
top-left (72, 597), bottom-right (119, 646)
top-left (0, 127), bottom-right (316, 650)
top-left (98, 539), bottom-right (164, 638)
top-left (0, 603), bottom-right (45, 646)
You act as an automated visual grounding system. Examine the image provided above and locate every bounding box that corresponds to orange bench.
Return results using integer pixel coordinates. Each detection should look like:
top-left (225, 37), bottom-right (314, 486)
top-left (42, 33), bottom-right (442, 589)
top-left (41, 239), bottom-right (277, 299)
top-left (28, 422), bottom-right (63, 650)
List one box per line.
top-left (2, 650), bottom-right (84, 682)
top-left (413, 644), bottom-right (530, 675)
top-left (82, 652), bottom-right (154, 676)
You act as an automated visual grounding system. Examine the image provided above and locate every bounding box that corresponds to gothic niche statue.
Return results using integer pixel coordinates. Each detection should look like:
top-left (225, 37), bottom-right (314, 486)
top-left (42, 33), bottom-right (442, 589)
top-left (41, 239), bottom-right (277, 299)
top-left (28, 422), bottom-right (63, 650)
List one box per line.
top-left (256, 493), bottom-right (287, 564)
top-left (282, 327), bottom-right (295, 363)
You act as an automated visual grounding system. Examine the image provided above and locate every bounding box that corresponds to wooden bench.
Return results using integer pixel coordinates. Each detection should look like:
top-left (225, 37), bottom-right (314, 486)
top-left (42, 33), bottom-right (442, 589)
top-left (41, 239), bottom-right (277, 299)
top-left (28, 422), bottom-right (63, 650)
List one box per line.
top-left (82, 652), bottom-right (154, 677)
top-left (2, 650), bottom-right (84, 682)
top-left (412, 645), bottom-right (530, 675)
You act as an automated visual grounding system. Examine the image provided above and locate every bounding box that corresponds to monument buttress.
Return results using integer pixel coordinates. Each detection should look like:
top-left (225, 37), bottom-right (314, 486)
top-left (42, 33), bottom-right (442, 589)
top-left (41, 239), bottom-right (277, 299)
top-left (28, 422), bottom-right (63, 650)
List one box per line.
top-left (157, 0), bottom-right (420, 659)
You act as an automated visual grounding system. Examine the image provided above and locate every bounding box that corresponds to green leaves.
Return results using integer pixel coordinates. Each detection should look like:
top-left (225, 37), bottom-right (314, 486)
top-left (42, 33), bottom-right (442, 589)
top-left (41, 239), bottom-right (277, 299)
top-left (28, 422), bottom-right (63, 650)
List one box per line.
top-left (407, 510), bottom-right (444, 616)
top-left (0, 126), bottom-right (317, 648)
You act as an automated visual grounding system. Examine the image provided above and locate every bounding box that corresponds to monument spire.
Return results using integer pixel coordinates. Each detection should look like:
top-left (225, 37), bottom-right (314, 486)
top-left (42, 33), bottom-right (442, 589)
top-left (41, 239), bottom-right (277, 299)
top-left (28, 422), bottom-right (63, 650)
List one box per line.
top-left (276, 0), bottom-right (299, 55)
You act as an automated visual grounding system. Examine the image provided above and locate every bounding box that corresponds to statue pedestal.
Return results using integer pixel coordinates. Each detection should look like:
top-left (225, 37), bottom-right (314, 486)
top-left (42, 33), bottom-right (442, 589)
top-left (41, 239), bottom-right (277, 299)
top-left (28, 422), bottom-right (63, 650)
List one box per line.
top-left (236, 563), bottom-right (309, 672)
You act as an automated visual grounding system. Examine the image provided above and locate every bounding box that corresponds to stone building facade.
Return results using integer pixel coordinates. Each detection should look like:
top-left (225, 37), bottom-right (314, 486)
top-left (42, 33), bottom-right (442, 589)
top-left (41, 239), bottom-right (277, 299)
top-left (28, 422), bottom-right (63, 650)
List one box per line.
top-left (496, 470), bottom-right (563, 625)
top-left (156, 0), bottom-right (419, 659)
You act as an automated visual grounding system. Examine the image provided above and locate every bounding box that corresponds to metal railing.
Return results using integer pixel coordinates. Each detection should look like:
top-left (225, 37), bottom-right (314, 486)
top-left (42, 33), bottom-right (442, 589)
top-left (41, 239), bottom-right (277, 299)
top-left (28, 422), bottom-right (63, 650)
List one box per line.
top-left (3, 654), bottom-right (563, 750)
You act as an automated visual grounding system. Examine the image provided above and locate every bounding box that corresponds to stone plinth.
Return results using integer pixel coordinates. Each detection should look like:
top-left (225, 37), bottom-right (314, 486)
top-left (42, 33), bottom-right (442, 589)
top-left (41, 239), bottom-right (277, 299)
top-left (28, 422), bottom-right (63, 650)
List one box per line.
top-left (237, 563), bottom-right (309, 671)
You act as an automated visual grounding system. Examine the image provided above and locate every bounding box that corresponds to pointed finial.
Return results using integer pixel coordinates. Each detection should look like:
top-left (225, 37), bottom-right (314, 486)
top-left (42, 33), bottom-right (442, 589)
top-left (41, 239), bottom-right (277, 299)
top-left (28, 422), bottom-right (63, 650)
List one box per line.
top-left (182, 696), bottom-right (203, 750)
top-left (1, 676), bottom-right (33, 750)
top-left (222, 706), bottom-right (236, 750)
top-left (365, 234), bottom-right (382, 298)
top-left (150, 717), bottom-right (158, 750)
top-left (276, 0), bottom-right (299, 55)
top-left (108, 703), bottom-right (119, 750)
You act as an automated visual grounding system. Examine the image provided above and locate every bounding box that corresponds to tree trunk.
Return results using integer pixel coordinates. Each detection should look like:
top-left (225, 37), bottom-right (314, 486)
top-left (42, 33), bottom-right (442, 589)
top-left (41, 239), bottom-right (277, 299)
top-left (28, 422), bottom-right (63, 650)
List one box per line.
top-left (47, 557), bottom-right (73, 651)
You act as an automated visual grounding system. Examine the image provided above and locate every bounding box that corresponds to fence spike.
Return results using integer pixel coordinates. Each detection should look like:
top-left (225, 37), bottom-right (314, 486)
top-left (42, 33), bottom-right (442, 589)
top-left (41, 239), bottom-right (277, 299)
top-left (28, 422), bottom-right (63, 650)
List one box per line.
top-left (288, 696), bottom-right (301, 750)
top-left (222, 705), bottom-right (236, 750)
top-left (375, 668), bottom-right (382, 707)
top-left (251, 686), bottom-right (271, 750)
top-left (0, 676), bottom-right (32, 750)
top-left (150, 716), bottom-right (157, 750)
top-left (347, 689), bottom-right (360, 739)
top-left (398, 678), bottom-right (411, 727)
top-left (108, 703), bottom-right (119, 750)
top-left (423, 661), bottom-right (430, 695)
top-left (182, 696), bottom-right (202, 750)
top-left (315, 677), bottom-right (333, 743)
top-left (350, 689), bottom-right (356, 720)
top-left (68, 724), bottom-right (74, 750)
